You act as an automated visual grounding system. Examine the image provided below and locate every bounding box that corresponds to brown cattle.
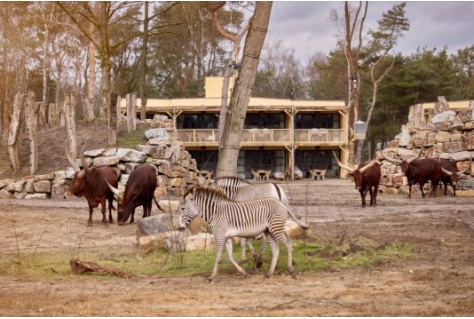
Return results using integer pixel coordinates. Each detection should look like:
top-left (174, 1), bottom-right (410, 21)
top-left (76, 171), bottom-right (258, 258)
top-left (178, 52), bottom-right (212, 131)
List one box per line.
top-left (333, 152), bottom-right (381, 207)
top-left (66, 143), bottom-right (118, 226)
top-left (438, 156), bottom-right (471, 196)
top-left (107, 164), bottom-right (162, 225)
top-left (382, 147), bottom-right (442, 198)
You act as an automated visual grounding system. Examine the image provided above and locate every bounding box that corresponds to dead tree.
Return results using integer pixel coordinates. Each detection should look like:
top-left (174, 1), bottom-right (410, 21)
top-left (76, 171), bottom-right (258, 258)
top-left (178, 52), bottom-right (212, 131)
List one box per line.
top-left (7, 93), bottom-right (25, 174)
top-left (25, 91), bottom-right (38, 174)
top-left (64, 92), bottom-right (77, 159)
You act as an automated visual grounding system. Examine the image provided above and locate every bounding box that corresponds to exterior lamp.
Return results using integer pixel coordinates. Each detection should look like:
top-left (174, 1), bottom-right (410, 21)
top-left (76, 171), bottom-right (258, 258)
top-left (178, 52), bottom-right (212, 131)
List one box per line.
top-left (354, 120), bottom-right (366, 140)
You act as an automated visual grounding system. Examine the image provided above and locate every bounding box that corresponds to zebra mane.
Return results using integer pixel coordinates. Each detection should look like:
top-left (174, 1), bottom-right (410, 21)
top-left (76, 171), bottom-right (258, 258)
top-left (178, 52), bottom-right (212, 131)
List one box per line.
top-left (184, 186), bottom-right (231, 200)
top-left (215, 175), bottom-right (250, 185)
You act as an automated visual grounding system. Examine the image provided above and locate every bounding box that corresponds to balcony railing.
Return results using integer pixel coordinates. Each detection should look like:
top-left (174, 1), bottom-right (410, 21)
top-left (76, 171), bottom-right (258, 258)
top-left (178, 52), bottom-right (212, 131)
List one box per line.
top-left (294, 128), bottom-right (345, 144)
top-left (177, 128), bottom-right (345, 146)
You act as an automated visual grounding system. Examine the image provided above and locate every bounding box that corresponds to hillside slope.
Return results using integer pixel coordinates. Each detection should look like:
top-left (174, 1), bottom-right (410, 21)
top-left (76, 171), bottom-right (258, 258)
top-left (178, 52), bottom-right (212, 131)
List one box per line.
top-left (0, 121), bottom-right (149, 179)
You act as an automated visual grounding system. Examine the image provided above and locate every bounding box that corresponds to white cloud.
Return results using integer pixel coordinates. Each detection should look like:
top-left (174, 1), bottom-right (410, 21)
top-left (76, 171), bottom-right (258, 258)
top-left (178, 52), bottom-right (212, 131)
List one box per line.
top-left (266, 1), bottom-right (474, 62)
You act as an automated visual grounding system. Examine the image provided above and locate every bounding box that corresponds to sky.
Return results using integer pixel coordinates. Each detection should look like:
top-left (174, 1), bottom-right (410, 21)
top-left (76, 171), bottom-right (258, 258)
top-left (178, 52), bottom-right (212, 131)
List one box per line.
top-left (265, 1), bottom-right (474, 63)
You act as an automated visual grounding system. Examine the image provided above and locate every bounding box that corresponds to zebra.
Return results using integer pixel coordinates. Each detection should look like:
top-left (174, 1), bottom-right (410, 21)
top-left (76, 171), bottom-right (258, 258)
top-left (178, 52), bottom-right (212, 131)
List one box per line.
top-left (178, 186), bottom-right (309, 281)
top-left (213, 176), bottom-right (307, 265)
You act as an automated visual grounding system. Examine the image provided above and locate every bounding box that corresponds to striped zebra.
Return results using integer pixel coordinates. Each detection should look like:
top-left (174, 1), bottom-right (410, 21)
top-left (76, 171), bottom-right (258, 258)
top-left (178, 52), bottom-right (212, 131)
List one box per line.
top-left (178, 186), bottom-right (309, 281)
top-left (213, 176), bottom-right (307, 264)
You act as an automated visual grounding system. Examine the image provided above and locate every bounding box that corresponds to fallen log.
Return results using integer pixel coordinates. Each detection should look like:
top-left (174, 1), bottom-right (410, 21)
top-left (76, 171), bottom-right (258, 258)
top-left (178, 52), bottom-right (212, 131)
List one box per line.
top-left (69, 258), bottom-right (138, 279)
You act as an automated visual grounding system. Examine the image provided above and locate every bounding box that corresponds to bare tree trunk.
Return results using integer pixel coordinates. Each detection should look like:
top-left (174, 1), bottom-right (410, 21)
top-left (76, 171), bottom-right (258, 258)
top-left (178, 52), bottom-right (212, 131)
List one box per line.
top-left (109, 93), bottom-right (117, 145)
top-left (139, 1), bottom-right (149, 121)
top-left (64, 92), bottom-right (77, 159)
top-left (8, 93), bottom-right (24, 174)
top-left (208, 2), bottom-right (249, 144)
top-left (216, 1), bottom-right (273, 177)
top-left (126, 93), bottom-right (136, 133)
top-left (86, 36), bottom-right (96, 122)
top-left (26, 91), bottom-right (38, 174)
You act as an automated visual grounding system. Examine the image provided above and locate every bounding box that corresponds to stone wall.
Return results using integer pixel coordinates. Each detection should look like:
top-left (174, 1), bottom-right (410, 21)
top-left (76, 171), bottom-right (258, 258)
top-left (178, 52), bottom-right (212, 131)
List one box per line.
top-left (379, 107), bottom-right (474, 194)
top-left (0, 117), bottom-right (202, 200)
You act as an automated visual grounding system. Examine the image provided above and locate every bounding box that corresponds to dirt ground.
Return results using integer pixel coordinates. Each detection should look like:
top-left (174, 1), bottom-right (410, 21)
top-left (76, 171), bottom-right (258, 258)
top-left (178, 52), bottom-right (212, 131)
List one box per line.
top-left (1, 179), bottom-right (474, 316)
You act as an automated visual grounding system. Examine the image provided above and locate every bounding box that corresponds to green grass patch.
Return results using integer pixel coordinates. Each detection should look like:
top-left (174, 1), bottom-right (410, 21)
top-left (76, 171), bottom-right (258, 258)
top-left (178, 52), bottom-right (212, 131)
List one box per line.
top-left (0, 235), bottom-right (414, 280)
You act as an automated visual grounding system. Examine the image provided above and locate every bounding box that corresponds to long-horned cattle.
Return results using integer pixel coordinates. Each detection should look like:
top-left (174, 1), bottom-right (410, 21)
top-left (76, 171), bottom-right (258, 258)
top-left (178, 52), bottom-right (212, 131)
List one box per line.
top-left (438, 156), bottom-right (472, 196)
top-left (107, 164), bottom-right (162, 225)
top-left (65, 143), bottom-right (118, 226)
top-left (332, 151), bottom-right (381, 207)
top-left (382, 145), bottom-right (442, 198)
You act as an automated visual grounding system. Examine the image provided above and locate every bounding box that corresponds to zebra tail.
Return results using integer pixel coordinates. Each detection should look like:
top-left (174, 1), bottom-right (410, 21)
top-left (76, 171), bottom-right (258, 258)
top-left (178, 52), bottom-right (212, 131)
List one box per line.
top-left (287, 208), bottom-right (310, 229)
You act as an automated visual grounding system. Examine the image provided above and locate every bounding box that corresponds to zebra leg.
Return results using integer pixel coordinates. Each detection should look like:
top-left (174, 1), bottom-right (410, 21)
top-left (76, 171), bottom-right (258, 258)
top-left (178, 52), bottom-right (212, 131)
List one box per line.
top-left (240, 238), bottom-right (247, 262)
top-left (278, 232), bottom-right (295, 278)
top-left (209, 237), bottom-right (226, 282)
top-left (225, 238), bottom-right (249, 278)
top-left (253, 235), bottom-right (268, 269)
top-left (264, 232), bottom-right (280, 278)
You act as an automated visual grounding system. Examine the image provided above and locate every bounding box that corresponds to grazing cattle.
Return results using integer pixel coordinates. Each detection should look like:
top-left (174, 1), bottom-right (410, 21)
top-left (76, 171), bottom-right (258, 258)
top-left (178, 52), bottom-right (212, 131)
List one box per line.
top-left (333, 152), bottom-right (381, 207)
top-left (382, 147), bottom-right (442, 198)
top-left (438, 157), bottom-right (471, 196)
top-left (107, 164), bottom-right (162, 225)
top-left (66, 143), bottom-right (118, 226)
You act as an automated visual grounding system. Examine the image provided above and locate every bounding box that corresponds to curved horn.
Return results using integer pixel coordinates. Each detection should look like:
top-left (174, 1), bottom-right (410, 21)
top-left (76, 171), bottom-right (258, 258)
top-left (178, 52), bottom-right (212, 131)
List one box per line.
top-left (106, 180), bottom-right (124, 203)
top-left (380, 151), bottom-right (402, 164)
top-left (441, 167), bottom-right (453, 176)
top-left (458, 155), bottom-right (472, 176)
top-left (65, 138), bottom-right (81, 172)
top-left (407, 145), bottom-right (423, 164)
top-left (80, 143), bottom-right (90, 175)
top-left (332, 151), bottom-right (355, 173)
top-left (359, 160), bottom-right (376, 173)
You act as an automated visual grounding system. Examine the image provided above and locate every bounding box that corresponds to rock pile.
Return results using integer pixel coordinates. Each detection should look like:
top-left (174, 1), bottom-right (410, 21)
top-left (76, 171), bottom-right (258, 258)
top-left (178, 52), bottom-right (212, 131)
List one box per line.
top-left (0, 116), bottom-right (201, 200)
top-left (379, 106), bottom-right (474, 195)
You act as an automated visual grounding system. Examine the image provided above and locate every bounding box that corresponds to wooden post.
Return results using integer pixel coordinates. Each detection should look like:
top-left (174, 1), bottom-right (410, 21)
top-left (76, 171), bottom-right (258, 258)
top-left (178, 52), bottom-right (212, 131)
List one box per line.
top-left (7, 93), bottom-right (24, 174)
top-left (116, 95), bottom-right (122, 131)
top-left (64, 92), bottom-right (77, 159)
top-left (2, 98), bottom-right (12, 144)
top-left (126, 93), bottom-right (136, 133)
top-left (36, 102), bottom-right (48, 130)
top-left (109, 93), bottom-right (117, 145)
top-left (26, 91), bottom-right (38, 174)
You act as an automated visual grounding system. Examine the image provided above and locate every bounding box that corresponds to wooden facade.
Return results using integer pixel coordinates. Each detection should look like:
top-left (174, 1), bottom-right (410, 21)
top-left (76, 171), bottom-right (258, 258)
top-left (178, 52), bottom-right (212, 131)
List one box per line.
top-left (120, 77), bottom-right (350, 179)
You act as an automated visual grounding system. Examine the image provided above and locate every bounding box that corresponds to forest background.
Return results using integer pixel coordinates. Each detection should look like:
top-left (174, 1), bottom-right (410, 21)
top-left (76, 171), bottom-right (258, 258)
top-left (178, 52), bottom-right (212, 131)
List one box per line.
top-left (1, 1), bottom-right (473, 172)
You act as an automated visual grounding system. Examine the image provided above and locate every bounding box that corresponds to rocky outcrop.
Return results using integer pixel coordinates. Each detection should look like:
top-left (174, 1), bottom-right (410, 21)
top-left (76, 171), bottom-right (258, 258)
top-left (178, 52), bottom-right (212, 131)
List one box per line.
top-left (379, 105), bottom-right (474, 195)
top-left (0, 116), bottom-right (201, 200)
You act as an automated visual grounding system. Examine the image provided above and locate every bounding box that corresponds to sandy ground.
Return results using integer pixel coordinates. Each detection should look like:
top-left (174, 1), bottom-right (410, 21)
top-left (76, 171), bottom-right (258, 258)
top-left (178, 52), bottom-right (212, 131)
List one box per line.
top-left (1, 179), bottom-right (474, 316)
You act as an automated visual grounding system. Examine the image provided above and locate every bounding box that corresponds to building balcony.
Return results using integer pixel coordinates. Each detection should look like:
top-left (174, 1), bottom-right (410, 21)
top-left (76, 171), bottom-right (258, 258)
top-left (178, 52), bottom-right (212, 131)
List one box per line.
top-left (177, 128), bottom-right (346, 148)
top-left (294, 129), bottom-right (346, 147)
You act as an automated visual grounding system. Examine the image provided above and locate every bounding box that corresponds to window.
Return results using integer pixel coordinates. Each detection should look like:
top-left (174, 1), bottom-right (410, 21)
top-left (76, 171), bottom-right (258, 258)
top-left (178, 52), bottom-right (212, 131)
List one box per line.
top-left (188, 151), bottom-right (218, 172)
top-left (177, 113), bottom-right (219, 129)
top-left (295, 150), bottom-right (335, 175)
top-left (244, 113), bottom-right (284, 129)
top-left (294, 113), bottom-right (340, 129)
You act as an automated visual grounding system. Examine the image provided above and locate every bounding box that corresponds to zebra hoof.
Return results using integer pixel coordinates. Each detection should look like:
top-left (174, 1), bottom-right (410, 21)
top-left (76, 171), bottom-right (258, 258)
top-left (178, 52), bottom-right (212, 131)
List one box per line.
top-left (243, 272), bottom-right (249, 278)
top-left (206, 277), bottom-right (214, 283)
top-left (264, 273), bottom-right (272, 279)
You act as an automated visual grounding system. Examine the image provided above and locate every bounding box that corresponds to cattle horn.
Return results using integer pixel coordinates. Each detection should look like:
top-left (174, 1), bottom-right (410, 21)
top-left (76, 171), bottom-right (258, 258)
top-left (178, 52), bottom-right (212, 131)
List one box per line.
top-left (332, 151), bottom-right (355, 173)
top-left (106, 180), bottom-right (124, 203)
top-left (359, 160), bottom-right (376, 173)
top-left (65, 138), bottom-right (81, 172)
top-left (406, 144), bottom-right (423, 164)
top-left (441, 167), bottom-right (453, 176)
top-left (80, 143), bottom-right (90, 176)
top-left (380, 151), bottom-right (402, 164)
